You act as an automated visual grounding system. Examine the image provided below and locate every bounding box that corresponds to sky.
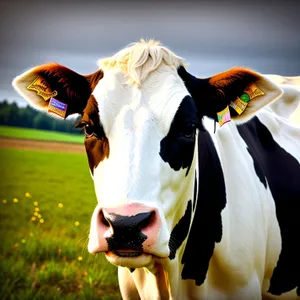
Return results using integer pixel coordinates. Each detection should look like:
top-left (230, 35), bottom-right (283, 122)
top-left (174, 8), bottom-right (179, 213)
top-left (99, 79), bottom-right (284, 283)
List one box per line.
top-left (0, 0), bottom-right (299, 106)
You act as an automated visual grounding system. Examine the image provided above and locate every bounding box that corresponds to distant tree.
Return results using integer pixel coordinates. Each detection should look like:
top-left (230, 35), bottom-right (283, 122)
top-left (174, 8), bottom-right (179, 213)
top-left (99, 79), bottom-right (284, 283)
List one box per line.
top-left (0, 100), bottom-right (83, 135)
top-left (33, 113), bottom-right (52, 130)
top-left (19, 105), bottom-right (36, 128)
top-left (0, 102), bottom-right (19, 125)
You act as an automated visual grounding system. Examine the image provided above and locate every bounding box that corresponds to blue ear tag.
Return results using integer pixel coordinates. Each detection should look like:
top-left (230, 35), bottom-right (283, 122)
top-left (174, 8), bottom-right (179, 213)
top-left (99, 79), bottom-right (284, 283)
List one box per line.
top-left (47, 98), bottom-right (67, 118)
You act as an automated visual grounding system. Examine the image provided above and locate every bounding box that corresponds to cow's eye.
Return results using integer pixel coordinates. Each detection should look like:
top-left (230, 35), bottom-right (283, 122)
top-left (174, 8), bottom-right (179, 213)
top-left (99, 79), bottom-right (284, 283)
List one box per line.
top-left (182, 123), bottom-right (196, 138)
top-left (84, 123), bottom-right (95, 138)
top-left (75, 120), bottom-right (96, 138)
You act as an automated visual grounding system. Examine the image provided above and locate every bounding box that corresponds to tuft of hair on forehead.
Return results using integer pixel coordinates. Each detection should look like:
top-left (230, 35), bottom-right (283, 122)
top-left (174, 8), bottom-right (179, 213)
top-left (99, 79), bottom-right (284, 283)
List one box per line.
top-left (98, 39), bottom-right (185, 86)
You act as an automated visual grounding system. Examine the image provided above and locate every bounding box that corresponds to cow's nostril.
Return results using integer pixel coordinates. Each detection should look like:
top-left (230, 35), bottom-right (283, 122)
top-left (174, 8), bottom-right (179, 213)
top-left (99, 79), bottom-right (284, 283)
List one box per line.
top-left (139, 211), bottom-right (155, 230)
top-left (99, 210), bottom-right (110, 227)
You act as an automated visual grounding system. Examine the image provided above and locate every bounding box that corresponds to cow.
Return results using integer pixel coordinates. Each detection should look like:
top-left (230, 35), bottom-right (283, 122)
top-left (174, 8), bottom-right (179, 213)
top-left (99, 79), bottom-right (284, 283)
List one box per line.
top-left (12, 39), bottom-right (300, 299)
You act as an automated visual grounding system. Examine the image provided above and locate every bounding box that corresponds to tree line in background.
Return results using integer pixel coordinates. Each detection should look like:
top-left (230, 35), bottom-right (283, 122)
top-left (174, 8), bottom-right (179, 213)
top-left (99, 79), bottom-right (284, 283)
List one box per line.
top-left (0, 100), bottom-right (83, 134)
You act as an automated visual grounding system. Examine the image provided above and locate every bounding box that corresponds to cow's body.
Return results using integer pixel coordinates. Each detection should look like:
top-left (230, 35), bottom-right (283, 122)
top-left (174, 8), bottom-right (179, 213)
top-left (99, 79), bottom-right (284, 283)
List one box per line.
top-left (13, 40), bottom-right (300, 299)
top-left (117, 108), bottom-right (300, 300)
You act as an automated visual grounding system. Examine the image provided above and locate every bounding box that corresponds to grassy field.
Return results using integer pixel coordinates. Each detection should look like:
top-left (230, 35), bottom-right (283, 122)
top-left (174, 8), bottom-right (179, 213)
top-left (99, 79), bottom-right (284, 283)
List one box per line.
top-left (0, 126), bottom-right (84, 144)
top-left (0, 148), bottom-right (121, 299)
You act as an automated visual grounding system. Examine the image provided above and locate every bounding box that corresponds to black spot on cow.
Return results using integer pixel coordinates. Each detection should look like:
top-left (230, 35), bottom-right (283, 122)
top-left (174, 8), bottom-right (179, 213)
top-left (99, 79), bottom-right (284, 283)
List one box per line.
top-left (237, 116), bottom-right (300, 296)
top-left (160, 96), bottom-right (201, 175)
top-left (169, 200), bottom-right (192, 260)
top-left (105, 212), bottom-right (153, 255)
top-left (181, 130), bottom-right (227, 286)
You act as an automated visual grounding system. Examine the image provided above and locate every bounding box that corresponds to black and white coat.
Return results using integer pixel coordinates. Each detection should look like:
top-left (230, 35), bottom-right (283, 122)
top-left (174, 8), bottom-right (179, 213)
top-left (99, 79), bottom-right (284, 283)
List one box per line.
top-left (13, 40), bottom-right (300, 299)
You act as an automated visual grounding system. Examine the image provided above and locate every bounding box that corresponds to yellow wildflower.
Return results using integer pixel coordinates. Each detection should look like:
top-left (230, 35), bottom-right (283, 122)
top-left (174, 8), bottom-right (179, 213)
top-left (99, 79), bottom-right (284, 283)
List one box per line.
top-left (13, 198), bottom-right (18, 203)
top-left (75, 221), bottom-right (80, 226)
top-left (38, 214), bottom-right (41, 218)
top-left (21, 239), bottom-right (26, 243)
top-left (78, 256), bottom-right (83, 261)
top-left (58, 203), bottom-right (63, 208)
top-left (34, 212), bottom-right (38, 216)
top-left (33, 201), bottom-right (38, 206)
top-left (2, 199), bottom-right (7, 204)
top-left (34, 207), bottom-right (39, 212)
top-left (40, 219), bottom-right (44, 223)
top-left (31, 216), bottom-right (36, 221)
top-left (25, 192), bottom-right (31, 198)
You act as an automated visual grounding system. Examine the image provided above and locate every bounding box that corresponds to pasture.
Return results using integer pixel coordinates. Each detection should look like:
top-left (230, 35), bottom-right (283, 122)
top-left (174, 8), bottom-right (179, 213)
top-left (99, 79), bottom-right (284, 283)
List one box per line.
top-left (0, 125), bottom-right (83, 144)
top-left (0, 142), bottom-right (121, 299)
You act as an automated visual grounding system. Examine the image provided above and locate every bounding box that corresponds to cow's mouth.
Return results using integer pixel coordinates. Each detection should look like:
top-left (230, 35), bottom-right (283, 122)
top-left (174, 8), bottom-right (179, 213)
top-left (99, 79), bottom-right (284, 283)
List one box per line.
top-left (105, 250), bottom-right (153, 268)
top-left (112, 250), bottom-right (143, 257)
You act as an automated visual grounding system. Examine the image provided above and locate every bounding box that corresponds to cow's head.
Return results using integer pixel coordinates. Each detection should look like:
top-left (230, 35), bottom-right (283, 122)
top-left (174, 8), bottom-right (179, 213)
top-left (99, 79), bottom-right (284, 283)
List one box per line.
top-left (12, 40), bottom-right (282, 284)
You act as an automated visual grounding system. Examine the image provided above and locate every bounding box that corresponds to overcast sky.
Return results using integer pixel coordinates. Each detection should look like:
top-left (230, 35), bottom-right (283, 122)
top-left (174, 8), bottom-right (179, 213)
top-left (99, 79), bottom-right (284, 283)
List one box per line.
top-left (0, 0), bottom-right (299, 106)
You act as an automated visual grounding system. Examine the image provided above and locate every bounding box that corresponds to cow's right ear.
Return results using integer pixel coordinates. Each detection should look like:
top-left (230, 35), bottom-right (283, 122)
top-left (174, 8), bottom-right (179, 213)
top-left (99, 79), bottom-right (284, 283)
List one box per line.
top-left (12, 63), bottom-right (103, 118)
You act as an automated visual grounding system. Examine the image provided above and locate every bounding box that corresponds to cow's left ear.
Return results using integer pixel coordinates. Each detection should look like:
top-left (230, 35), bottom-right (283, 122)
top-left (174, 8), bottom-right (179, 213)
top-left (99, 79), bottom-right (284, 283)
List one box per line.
top-left (12, 63), bottom-right (103, 118)
top-left (178, 66), bottom-right (283, 124)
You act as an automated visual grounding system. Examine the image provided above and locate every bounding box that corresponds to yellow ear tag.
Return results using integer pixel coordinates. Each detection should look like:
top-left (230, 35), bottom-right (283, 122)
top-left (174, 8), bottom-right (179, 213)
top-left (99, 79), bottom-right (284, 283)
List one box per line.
top-left (244, 83), bottom-right (265, 99)
top-left (27, 76), bottom-right (58, 101)
top-left (47, 98), bottom-right (67, 118)
top-left (230, 96), bottom-right (249, 115)
top-left (230, 83), bottom-right (265, 115)
top-left (217, 106), bottom-right (231, 127)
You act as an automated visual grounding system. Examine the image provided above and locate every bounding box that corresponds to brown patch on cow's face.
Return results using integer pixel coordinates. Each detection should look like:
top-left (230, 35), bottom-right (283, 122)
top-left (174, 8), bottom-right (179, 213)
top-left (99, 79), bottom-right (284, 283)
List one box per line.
top-left (85, 135), bottom-right (110, 174)
top-left (77, 95), bottom-right (110, 174)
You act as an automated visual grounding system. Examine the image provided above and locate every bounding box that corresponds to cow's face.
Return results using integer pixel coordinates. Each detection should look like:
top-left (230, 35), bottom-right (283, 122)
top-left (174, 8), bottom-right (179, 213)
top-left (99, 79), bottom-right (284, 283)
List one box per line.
top-left (13, 40), bottom-right (283, 276)
top-left (85, 67), bottom-right (200, 268)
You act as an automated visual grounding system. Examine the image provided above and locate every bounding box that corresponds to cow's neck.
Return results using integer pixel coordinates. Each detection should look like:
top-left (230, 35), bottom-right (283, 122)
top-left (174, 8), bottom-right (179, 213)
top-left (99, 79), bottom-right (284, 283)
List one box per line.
top-left (121, 261), bottom-right (172, 300)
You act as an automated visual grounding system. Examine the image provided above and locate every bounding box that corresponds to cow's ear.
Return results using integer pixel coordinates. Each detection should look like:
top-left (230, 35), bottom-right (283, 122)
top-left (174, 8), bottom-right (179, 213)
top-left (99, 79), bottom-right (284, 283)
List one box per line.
top-left (178, 66), bottom-right (283, 125)
top-left (12, 63), bottom-right (103, 118)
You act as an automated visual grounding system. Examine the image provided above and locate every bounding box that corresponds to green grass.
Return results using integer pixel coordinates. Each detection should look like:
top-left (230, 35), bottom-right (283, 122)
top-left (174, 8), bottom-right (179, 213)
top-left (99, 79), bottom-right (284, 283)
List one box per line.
top-left (0, 126), bottom-right (84, 144)
top-left (0, 148), bottom-right (121, 299)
